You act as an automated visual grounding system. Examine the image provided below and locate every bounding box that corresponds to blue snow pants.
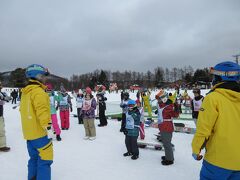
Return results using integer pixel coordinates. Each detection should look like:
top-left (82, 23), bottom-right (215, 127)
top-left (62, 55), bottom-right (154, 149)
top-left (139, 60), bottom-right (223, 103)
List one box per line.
top-left (200, 160), bottom-right (240, 180)
top-left (27, 136), bottom-right (53, 180)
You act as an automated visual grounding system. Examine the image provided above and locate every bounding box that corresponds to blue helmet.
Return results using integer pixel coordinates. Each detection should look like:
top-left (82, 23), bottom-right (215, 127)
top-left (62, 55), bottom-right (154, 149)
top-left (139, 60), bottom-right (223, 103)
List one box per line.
top-left (25, 64), bottom-right (49, 79)
top-left (210, 61), bottom-right (240, 82)
top-left (127, 100), bottom-right (136, 106)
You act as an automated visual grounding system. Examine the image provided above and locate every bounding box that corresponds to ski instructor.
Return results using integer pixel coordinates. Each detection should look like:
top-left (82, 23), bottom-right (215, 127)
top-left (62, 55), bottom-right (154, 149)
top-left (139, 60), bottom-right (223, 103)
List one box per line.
top-left (20, 64), bottom-right (53, 180)
top-left (192, 61), bottom-right (240, 179)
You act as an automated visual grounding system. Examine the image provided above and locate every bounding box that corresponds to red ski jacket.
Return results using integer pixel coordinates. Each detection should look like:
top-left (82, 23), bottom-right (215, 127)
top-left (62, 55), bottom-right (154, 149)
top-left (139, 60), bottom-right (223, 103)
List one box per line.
top-left (158, 102), bottom-right (179, 132)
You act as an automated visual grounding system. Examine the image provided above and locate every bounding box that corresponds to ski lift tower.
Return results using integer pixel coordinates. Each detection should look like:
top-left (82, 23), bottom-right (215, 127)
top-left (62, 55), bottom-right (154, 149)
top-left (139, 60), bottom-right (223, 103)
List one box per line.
top-left (232, 53), bottom-right (240, 64)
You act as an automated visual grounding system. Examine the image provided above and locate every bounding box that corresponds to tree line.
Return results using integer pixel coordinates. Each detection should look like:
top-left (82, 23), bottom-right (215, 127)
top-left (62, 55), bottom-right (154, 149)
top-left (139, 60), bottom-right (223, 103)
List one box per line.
top-left (0, 66), bottom-right (212, 90)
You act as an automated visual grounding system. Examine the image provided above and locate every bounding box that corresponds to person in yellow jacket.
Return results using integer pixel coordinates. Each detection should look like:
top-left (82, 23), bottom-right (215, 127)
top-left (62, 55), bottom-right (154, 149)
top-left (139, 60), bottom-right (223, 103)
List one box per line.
top-left (20, 64), bottom-right (53, 180)
top-left (141, 90), bottom-right (152, 119)
top-left (192, 61), bottom-right (240, 180)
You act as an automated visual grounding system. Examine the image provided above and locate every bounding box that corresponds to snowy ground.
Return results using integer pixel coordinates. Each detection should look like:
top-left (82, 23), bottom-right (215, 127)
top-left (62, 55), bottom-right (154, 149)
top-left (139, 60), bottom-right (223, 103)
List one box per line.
top-left (0, 90), bottom-right (205, 180)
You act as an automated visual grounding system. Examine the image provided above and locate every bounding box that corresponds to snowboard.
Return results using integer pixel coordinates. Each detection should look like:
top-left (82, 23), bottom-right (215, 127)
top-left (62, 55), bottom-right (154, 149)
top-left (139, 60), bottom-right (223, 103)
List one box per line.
top-left (149, 121), bottom-right (195, 134)
top-left (137, 139), bottom-right (163, 150)
top-left (174, 126), bottom-right (196, 134)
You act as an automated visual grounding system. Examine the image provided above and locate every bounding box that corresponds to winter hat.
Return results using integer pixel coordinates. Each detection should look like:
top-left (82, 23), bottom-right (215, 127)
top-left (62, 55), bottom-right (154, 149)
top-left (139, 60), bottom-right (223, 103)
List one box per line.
top-left (210, 61), bottom-right (240, 81)
top-left (78, 89), bottom-right (83, 94)
top-left (85, 87), bottom-right (92, 94)
top-left (210, 61), bottom-right (240, 85)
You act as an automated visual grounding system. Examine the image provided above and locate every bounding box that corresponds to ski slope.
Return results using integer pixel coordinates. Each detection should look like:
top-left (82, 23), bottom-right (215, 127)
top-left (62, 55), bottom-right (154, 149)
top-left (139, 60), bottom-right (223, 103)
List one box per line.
top-left (0, 89), bottom-right (206, 180)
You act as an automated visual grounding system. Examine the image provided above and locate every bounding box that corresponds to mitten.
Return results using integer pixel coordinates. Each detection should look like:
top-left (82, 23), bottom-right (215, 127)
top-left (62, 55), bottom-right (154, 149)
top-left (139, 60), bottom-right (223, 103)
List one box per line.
top-left (192, 153), bottom-right (203, 161)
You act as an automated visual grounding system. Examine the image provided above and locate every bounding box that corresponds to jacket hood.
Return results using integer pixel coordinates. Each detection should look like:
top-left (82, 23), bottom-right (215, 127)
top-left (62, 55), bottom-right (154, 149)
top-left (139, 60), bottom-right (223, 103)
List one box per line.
top-left (214, 82), bottom-right (240, 102)
top-left (21, 80), bottom-right (46, 94)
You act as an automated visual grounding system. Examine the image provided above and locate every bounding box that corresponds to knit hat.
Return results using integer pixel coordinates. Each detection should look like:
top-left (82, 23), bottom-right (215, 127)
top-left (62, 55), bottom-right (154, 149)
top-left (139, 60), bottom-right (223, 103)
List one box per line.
top-left (78, 89), bottom-right (83, 94)
top-left (85, 87), bottom-right (92, 94)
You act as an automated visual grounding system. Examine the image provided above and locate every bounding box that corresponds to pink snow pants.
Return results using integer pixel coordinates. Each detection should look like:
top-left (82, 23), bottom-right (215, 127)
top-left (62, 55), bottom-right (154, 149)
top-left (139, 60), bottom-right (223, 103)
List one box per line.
top-left (139, 123), bottom-right (145, 140)
top-left (51, 114), bottom-right (61, 135)
top-left (60, 110), bottom-right (70, 129)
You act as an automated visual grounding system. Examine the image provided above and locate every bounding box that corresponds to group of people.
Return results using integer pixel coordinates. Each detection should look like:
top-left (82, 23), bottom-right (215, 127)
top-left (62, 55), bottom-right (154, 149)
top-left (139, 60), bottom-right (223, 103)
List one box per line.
top-left (119, 61), bottom-right (240, 179)
top-left (0, 60), bottom-right (239, 180)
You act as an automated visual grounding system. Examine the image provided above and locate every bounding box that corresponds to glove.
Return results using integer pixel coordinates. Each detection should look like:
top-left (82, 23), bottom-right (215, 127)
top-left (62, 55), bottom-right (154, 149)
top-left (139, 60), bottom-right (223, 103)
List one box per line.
top-left (192, 153), bottom-right (203, 161)
top-left (46, 123), bottom-right (52, 130)
top-left (154, 110), bottom-right (158, 114)
top-left (70, 107), bottom-right (73, 112)
top-left (86, 111), bottom-right (90, 116)
top-left (123, 129), bottom-right (128, 135)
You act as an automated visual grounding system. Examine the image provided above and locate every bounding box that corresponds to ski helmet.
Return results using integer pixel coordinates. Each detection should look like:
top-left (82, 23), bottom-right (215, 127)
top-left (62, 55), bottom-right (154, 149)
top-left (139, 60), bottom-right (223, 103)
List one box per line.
top-left (25, 64), bottom-right (49, 79)
top-left (127, 99), bottom-right (137, 110)
top-left (128, 99), bottom-right (136, 106)
top-left (210, 61), bottom-right (240, 82)
top-left (78, 89), bottom-right (83, 94)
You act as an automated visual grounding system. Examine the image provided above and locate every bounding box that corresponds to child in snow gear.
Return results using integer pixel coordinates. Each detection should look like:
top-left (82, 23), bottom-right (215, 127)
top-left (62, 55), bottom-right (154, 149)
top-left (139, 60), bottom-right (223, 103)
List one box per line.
top-left (120, 92), bottom-right (130, 132)
top-left (183, 95), bottom-right (192, 114)
top-left (176, 94), bottom-right (183, 114)
top-left (19, 64), bottom-right (53, 180)
top-left (191, 88), bottom-right (204, 126)
top-left (96, 92), bottom-right (108, 126)
top-left (0, 81), bottom-right (11, 152)
top-left (73, 89), bottom-right (84, 124)
top-left (46, 83), bottom-right (62, 141)
top-left (58, 88), bottom-right (72, 130)
top-left (155, 89), bottom-right (179, 165)
top-left (81, 87), bottom-right (97, 140)
top-left (141, 90), bottom-right (152, 119)
top-left (192, 61), bottom-right (240, 180)
top-left (123, 100), bottom-right (141, 160)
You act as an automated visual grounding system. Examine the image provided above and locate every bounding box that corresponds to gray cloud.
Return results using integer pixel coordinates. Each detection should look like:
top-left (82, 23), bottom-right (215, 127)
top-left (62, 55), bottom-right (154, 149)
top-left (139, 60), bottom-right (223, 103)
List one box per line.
top-left (0, 0), bottom-right (240, 78)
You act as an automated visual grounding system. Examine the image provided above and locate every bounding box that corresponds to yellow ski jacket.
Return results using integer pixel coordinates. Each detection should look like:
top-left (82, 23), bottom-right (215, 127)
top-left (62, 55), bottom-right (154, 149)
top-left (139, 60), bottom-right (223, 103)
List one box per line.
top-left (192, 83), bottom-right (240, 170)
top-left (20, 80), bottom-right (51, 140)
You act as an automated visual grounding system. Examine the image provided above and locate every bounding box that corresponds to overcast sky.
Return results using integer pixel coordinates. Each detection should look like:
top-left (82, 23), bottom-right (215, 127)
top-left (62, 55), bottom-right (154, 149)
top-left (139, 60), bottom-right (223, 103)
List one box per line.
top-left (0, 0), bottom-right (240, 78)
